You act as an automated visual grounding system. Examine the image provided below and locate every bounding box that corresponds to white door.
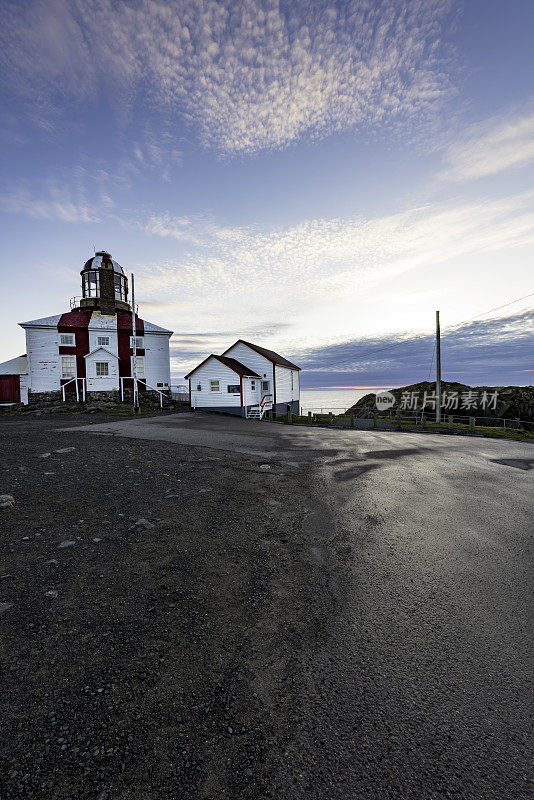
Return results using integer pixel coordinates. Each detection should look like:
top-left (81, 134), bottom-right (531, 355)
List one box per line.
top-left (246, 378), bottom-right (260, 406)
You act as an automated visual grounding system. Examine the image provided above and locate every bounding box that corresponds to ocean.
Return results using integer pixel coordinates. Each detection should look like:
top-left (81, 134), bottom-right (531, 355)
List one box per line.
top-left (300, 388), bottom-right (391, 414)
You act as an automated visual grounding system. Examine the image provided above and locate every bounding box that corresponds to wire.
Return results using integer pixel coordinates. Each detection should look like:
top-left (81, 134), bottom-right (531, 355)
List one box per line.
top-left (304, 290), bottom-right (534, 370)
top-left (442, 291), bottom-right (534, 332)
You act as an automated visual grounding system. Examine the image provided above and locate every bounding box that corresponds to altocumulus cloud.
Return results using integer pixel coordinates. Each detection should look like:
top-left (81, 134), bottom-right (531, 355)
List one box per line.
top-left (134, 190), bottom-right (534, 371)
top-left (1, 0), bottom-right (456, 154)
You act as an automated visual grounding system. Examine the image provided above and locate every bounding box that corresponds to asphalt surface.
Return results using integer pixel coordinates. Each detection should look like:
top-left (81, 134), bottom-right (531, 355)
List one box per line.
top-left (1, 411), bottom-right (533, 799)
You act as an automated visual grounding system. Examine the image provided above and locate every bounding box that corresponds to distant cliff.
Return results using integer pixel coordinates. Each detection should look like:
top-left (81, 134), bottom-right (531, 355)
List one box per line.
top-left (346, 382), bottom-right (534, 420)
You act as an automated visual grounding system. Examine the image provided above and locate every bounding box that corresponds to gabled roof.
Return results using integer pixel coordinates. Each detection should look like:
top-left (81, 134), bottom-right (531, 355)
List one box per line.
top-left (84, 346), bottom-right (118, 360)
top-left (19, 314), bottom-right (62, 328)
top-left (223, 340), bottom-right (301, 370)
top-left (184, 354), bottom-right (261, 379)
top-left (0, 354), bottom-right (28, 375)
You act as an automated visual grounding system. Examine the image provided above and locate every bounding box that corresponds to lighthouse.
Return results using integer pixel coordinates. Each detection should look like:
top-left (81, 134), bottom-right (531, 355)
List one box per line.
top-left (0, 252), bottom-right (173, 405)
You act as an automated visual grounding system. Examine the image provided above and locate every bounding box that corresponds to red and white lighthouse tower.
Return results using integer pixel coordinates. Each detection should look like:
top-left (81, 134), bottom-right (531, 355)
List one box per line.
top-left (0, 251), bottom-right (173, 404)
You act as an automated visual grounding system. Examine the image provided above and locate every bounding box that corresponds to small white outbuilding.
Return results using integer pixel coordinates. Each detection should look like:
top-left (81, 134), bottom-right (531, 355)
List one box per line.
top-left (185, 340), bottom-right (301, 418)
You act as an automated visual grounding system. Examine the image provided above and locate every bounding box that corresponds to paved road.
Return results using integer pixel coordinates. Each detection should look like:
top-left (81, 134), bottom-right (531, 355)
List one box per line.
top-left (65, 413), bottom-right (534, 798)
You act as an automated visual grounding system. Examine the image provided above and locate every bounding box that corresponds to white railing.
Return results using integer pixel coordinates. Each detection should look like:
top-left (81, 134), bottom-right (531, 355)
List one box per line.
top-left (61, 377), bottom-right (86, 402)
top-left (120, 376), bottom-right (166, 408)
top-left (246, 393), bottom-right (273, 419)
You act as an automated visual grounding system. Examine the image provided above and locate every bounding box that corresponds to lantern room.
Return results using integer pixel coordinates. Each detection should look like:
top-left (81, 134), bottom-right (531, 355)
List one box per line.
top-left (79, 251), bottom-right (130, 315)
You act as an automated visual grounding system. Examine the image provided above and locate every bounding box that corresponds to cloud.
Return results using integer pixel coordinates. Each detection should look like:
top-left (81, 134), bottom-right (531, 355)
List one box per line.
top-left (296, 310), bottom-right (534, 388)
top-left (142, 190), bottom-right (534, 299)
top-left (0, 167), bottom-right (114, 223)
top-left (441, 110), bottom-right (534, 182)
top-left (137, 190), bottom-right (534, 376)
top-left (0, 189), bottom-right (99, 223)
top-left (1, 0), bottom-right (456, 154)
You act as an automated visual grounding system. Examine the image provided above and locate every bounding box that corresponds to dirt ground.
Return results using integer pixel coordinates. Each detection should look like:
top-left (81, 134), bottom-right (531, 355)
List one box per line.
top-left (0, 414), bottom-right (330, 800)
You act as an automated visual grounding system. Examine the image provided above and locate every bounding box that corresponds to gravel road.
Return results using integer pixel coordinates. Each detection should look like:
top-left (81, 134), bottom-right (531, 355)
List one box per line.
top-left (0, 412), bottom-right (532, 799)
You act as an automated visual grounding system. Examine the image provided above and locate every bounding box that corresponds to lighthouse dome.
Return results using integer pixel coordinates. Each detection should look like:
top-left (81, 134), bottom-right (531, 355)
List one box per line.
top-left (81, 251), bottom-right (124, 275)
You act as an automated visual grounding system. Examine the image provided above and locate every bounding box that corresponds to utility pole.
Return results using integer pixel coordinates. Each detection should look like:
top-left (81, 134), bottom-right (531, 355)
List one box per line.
top-left (436, 310), bottom-right (441, 423)
top-left (131, 273), bottom-right (140, 414)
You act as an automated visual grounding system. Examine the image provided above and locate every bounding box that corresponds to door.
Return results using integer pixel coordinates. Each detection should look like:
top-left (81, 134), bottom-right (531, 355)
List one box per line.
top-left (246, 378), bottom-right (261, 407)
top-left (0, 375), bottom-right (21, 403)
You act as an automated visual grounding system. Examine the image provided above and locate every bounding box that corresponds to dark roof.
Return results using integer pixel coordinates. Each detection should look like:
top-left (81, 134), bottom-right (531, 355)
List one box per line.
top-left (224, 340), bottom-right (301, 370)
top-left (184, 354), bottom-right (261, 379)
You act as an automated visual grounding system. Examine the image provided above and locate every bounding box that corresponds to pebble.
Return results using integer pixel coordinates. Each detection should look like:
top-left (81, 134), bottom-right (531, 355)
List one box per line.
top-left (259, 464), bottom-right (271, 470)
top-left (93, 538), bottom-right (102, 543)
top-left (55, 447), bottom-right (76, 454)
top-left (0, 495), bottom-right (15, 509)
top-left (45, 559), bottom-right (58, 565)
top-left (130, 519), bottom-right (155, 530)
top-left (0, 602), bottom-right (13, 615)
top-left (40, 452), bottom-right (51, 458)
top-left (45, 590), bottom-right (58, 598)
top-left (58, 540), bottom-right (76, 548)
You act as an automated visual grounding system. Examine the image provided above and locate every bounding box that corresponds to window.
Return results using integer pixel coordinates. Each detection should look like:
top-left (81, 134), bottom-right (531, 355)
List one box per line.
top-left (130, 336), bottom-right (144, 349)
top-left (96, 362), bottom-right (109, 376)
top-left (261, 381), bottom-right (269, 392)
top-left (132, 356), bottom-right (144, 377)
top-left (250, 380), bottom-right (256, 390)
top-left (61, 356), bottom-right (76, 378)
top-left (210, 380), bottom-right (220, 392)
top-left (291, 371), bottom-right (294, 390)
top-left (60, 333), bottom-right (74, 346)
top-left (97, 336), bottom-right (110, 346)
top-left (114, 274), bottom-right (127, 302)
top-left (227, 384), bottom-right (240, 393)
top-left (82, 271), bottom-right (99, 298)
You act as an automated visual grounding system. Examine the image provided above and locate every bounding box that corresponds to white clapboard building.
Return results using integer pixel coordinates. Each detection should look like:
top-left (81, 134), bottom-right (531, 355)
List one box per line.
top-left (0, 251), bottom-right (172, 405)
top-left (185, 340), bottom-right (300, 417)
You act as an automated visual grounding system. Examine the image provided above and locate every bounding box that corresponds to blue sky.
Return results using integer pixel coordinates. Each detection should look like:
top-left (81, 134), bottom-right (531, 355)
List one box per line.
top-left (0, 0), bottom-right (533, 387)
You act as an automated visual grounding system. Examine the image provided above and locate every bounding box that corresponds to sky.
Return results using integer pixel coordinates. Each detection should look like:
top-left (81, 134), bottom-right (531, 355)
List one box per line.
top-left (0, 0), bottom-right (533, 388)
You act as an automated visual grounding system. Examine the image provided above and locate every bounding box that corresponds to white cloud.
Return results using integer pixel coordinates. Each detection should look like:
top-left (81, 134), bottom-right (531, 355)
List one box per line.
top-left (137, 191), bottom-right (534, 364)
top-left (1, 0), bottom-right (456, 154)
top-left (0, 189), bottom-right (99, 223)
top-left (441, 110), bottom-right (534, 181)
top-left (0, 168), bottom-right (114, 223)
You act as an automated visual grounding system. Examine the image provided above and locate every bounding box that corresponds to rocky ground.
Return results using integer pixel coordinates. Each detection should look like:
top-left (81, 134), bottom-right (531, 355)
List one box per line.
top-left (0, 413), bottom-right (327, 800)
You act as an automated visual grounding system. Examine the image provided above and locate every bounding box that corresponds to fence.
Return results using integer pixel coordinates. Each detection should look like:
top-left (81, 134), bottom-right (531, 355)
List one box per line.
top-left (275, 407), bottom-right (533, 434)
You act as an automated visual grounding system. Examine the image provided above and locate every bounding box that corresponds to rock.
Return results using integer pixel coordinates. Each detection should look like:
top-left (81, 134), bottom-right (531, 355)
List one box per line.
top-left (45, 559), bottom-right (58, 565)
top-left (0, 602), bottom-right (13, 615)
top-left (95, 792), bottom-right (108, 800)
top-left (58, 540), bottom-right (76, 548)
top-left (259, 464), bottom-right (271, 470)
top-left (130, 519), bottom-right (155, 530)
top-left (93, 538), bottom-right (102, 543)
top-left (55, 447), bottom-right (76, 454)
top-left (0, 495), bottom-right (15, 509)
top-left (45, 590), bottom-right (58, 598)
top-left (40, 453), bottom-right (51, 458)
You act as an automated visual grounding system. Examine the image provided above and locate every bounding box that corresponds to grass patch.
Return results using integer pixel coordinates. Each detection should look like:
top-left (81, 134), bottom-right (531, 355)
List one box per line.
top-left (399, 419), bottom-right (534, 442)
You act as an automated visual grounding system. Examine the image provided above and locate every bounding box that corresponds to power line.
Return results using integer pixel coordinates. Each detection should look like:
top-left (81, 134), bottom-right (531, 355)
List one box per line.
top-left (305, 290), bottom-right (534, 370)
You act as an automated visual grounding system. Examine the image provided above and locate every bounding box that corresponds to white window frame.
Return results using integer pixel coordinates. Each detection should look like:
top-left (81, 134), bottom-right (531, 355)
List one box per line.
top-left (210, 380), bottom-right (220, 392)
top-left (130, 336), bottom-right (144, 349)
top-left (95, 361), bottom-right (109, 377)
top-left (131, 355), bottom-right (145, 378)
top-left (61, 356), bottom-right (76, 379)
top-left (97, 336), bottom-right (110, 347)
top-left (60, 333), bottom-right (75, 346)
top-left (250, 380), bottom-right (256, 391)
